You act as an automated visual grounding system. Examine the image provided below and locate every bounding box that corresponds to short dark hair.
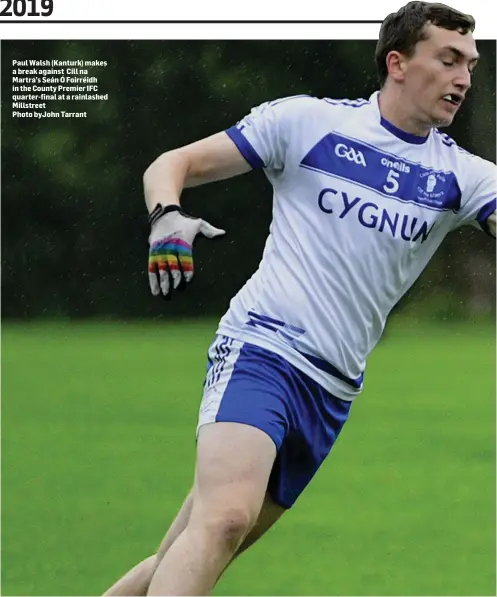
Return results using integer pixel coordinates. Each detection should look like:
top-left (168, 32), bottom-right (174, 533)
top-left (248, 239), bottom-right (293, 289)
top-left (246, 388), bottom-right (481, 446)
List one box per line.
top-left (375, 2), bottom-right (475, 86)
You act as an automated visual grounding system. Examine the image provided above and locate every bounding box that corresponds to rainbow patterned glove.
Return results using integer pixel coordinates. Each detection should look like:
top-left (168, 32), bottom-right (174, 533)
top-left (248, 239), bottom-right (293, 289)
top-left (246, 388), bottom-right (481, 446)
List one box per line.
top-left (148, 204), bottom-right (225, 299)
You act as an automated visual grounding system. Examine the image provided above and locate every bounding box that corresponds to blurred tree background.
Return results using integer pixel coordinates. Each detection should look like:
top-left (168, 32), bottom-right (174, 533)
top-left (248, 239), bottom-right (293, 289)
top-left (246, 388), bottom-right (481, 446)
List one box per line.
top-left (1, 40), bottom-right (495, 321)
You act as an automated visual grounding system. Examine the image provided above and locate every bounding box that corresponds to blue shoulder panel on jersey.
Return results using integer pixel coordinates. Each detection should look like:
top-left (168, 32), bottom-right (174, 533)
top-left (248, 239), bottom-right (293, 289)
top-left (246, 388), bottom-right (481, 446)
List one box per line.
top-left (225, 126), bottom-right (265, 169)
top-left (300, 132), bottom-right (462, 212)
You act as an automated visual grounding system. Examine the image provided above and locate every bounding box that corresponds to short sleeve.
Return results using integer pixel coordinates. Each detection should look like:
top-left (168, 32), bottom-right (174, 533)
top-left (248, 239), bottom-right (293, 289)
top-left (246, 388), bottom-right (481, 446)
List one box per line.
top-left (457, 154), bottom-right (496, 236)
top-left (225, 95), bottom-right (314, 172)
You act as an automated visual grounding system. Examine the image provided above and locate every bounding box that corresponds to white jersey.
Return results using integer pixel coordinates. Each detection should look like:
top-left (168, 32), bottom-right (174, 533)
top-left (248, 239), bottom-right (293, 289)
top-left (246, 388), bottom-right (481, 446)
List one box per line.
top-left (217, 91), bottom-right (496, 400)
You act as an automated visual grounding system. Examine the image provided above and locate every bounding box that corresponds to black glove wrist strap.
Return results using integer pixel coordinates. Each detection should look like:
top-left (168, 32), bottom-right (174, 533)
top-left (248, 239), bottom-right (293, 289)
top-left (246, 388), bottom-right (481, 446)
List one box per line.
top-left (148, 203), bottom-right (185, 227)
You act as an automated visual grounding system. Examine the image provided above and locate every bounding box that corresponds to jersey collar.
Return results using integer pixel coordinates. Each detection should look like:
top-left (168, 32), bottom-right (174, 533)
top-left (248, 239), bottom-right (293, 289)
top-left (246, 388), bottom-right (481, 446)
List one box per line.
top-left (370, 91), bottom-right (430, 145)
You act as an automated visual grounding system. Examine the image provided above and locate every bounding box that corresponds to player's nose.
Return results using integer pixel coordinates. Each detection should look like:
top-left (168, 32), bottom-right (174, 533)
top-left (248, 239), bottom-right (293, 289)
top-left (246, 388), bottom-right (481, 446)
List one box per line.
top-left (453, 68), bottom-right (472, 93)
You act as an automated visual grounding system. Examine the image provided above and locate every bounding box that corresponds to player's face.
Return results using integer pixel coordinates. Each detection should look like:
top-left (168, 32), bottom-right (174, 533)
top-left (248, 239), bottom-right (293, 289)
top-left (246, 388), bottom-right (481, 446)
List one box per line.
top-left (402, 24), bottom-right (479, 128)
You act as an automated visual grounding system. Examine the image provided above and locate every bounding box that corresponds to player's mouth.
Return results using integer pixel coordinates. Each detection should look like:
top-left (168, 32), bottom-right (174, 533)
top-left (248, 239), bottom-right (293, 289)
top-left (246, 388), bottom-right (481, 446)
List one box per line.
top-left (441, 93), bottom-right (464, 110)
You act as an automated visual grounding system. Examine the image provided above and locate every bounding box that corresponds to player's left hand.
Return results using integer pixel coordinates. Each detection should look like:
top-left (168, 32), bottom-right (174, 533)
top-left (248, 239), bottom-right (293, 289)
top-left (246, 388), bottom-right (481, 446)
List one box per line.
top-left (148, 203), bottom-right (225, 300)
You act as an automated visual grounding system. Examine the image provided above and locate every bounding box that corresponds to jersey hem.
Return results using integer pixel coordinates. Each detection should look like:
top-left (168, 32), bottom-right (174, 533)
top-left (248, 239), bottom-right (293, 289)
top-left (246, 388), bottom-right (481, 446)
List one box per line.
top-left (216, 322), bottom-right (361, 402)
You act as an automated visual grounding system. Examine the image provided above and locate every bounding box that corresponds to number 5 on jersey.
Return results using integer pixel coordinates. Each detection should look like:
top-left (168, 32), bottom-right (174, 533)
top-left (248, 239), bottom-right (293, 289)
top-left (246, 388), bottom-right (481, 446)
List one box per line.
top-left (383, 169), bottom-right (400, 194)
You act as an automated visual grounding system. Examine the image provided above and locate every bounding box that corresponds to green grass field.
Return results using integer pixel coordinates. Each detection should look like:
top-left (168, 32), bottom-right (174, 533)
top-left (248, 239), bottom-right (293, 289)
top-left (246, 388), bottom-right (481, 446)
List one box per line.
top-left (2, 318), bottom-right (495, 596)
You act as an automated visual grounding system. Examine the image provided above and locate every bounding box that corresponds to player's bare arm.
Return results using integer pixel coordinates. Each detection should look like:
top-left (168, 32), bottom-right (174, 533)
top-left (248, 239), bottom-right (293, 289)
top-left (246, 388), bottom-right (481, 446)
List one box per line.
top-left (144, 132), bottom-right (252, 299)
top-left (143, 131), bottom-right (252, 213)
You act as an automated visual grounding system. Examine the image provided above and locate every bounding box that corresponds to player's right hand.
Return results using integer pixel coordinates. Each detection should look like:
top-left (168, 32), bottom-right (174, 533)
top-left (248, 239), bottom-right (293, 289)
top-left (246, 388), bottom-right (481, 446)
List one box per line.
top-left (148, 203), bottom-right (225, 300)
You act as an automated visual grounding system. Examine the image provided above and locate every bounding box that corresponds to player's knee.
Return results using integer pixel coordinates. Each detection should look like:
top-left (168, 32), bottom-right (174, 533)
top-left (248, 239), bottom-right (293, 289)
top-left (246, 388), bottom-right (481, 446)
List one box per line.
top-left (205, 508), bottom-right (254, 552)
top-left (217, 509), bottom-right (253, 551)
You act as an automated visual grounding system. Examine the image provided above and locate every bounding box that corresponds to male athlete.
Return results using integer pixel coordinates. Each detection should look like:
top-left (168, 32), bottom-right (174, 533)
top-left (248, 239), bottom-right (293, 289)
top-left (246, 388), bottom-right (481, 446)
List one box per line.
top-left (104, 2), bottom-right (496, 595)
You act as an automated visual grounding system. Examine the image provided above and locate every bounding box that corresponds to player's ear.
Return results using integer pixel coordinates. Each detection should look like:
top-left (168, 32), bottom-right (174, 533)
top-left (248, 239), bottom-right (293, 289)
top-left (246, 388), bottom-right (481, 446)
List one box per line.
top-left (385, 51), bottom-right (407, 82)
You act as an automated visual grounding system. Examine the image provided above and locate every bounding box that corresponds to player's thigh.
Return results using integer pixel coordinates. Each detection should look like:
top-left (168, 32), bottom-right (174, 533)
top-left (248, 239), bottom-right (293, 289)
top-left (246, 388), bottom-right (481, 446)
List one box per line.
top-left (190, 421), bottom-right (277, 530)
top-left (192, 336), bottom-right (293, 532)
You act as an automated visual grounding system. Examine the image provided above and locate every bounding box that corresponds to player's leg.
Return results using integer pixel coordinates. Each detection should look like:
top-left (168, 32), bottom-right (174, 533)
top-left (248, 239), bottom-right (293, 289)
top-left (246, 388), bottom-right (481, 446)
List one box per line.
top-left (102, 490), bottom-right (284, 596)
top-left (102, 492), bottom-right (194, 596)
top-left (156, 492), bottom-right (194, 560)
top-left (158, 489), bottom-right (284, 562)
top-left (145, 346), bottom-right (354, 597)
top-left (107, 335), bottom-right (293, 597)
top-left (236, 490), bottom-right (285, 554)
top-left (102, 557), bottom-right (156, 597)
top-left (147, 421), bottom-right (277, 596)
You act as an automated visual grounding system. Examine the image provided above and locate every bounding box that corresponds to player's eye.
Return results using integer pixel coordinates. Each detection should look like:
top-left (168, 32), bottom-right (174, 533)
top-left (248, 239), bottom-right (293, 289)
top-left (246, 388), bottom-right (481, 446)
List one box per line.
top-left (442, 60), bottom-right (454, 67)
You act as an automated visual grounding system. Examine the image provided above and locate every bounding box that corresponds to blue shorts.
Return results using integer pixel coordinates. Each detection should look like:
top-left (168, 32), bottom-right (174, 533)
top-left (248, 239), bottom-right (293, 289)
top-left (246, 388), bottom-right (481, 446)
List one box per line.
top-left (197, 335), bottom-right (352, 509)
